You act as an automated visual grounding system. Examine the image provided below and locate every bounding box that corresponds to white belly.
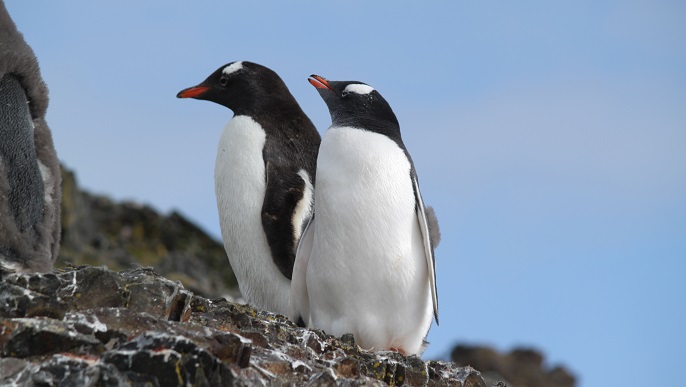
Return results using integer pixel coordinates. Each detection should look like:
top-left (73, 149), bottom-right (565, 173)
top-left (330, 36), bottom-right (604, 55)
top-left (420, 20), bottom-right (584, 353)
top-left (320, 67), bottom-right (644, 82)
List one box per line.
top-left (214, 115), bottom-right (290, 315)
top-left (307, 126), bottom-right (433, 354)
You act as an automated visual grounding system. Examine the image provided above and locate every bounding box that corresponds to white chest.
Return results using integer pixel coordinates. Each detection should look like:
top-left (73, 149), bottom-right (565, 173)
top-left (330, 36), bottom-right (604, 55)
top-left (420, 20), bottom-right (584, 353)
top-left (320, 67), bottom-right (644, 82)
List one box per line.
top-left (214, 115), bottom-right (267, 223)
top-left (214, 115), bottom-right (290, 314)
top-left (307, 126), bottom-right (433, 353)
top-left (315, 126), bottom-right (415, 236)
top-left (311, 126), bottom-right (420, 287)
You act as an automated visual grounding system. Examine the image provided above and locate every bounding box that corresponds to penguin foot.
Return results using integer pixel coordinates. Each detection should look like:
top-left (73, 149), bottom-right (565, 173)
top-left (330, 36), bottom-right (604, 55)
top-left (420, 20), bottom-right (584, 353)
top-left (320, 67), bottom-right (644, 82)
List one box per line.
top-left (389, 347), bottom-right (407, 356)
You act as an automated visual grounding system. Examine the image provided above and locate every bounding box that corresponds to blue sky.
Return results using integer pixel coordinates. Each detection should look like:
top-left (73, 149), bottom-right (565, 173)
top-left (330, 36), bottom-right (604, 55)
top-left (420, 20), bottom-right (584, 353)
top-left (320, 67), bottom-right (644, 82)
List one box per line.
top-left (6, 1), bottom-right (685, 386)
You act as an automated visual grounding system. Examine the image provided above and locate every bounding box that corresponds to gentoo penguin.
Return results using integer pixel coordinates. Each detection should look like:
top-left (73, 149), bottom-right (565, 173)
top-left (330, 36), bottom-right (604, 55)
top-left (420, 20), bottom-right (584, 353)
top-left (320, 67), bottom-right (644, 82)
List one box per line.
top-left (291, 75), bottom-right (438, 355)
top-left (0, 0), bottom-right (61, 279)
top-left (177, 61), bottom-right (320, 319)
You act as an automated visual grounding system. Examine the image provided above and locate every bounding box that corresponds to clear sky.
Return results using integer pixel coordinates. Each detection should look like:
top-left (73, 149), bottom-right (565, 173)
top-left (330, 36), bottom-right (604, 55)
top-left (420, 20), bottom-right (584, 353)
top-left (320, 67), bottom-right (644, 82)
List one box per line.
top-left (6, 1), bottom-right (685, 386)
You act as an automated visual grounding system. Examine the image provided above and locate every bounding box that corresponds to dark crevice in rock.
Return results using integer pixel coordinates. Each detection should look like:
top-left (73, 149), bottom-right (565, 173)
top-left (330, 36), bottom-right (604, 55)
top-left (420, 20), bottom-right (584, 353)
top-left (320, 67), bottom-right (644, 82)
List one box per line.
top-left (168, 288), bottom-right (191, 322)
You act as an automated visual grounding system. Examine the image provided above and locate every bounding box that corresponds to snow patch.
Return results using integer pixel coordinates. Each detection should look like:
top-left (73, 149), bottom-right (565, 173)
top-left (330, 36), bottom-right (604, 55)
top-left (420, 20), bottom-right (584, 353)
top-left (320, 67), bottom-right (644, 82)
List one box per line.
top-left (61, 271), bottom-right (78, 297)
top-left (151, 348), bottom-right (181, 363)
top-left (292, 360), bottom-right (311, 372)
top-left (253, 364), bottom-right (276, 379)
top-left (67, 313), bottom-right (108, 333)
top-left (18, 287), bottom-right (36, 301)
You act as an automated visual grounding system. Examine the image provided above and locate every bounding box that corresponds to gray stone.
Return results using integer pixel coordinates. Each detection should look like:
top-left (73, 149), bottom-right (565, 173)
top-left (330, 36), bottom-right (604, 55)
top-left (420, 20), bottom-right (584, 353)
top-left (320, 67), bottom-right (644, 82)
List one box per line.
top-left (451, 345), bottom-right (576, 387)
top-left (0, 317), bottom-right (104, 358)
top-left (0, 266), bottom-right (487, 386)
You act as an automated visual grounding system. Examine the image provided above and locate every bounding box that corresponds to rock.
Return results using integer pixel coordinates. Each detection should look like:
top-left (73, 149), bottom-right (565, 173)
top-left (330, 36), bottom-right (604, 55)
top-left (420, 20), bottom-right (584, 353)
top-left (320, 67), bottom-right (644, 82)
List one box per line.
top-left (0, 317), bottom-right (104, 358)
top-left (0, 266), bottom-right (486, 386)
top-left (0, 280), bottom-right (68, 319)
top-left (0, 358), bottom-right (29, 380)
top-left (58, 166), bottom-right (238, 298)
top-left (102, 332), bottom-right (236, 386)
top-left (5, 354), bottom-right (136, 387)
top-left (451, 344), bottom-right (576, 387)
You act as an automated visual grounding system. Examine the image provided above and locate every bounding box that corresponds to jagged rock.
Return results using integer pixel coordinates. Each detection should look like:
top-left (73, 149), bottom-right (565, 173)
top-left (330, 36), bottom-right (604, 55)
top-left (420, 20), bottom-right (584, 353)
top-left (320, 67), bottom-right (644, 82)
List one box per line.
top-left (0, 317), bottom-right (104, 358)
top-left (58, 166), bottom-right (238, 298)
top-left (0, 266), bottom-right (486, 386)
top-left (2, 166), bottom-right (575, 386)
top-left (0, 279), bottom-right (68, 319)
top-left (103, 332), bottom-right (236, 386)
top-left (2, 354), bottom-right (138, 387)
top-left (451, 344), bottom-right (576, 387)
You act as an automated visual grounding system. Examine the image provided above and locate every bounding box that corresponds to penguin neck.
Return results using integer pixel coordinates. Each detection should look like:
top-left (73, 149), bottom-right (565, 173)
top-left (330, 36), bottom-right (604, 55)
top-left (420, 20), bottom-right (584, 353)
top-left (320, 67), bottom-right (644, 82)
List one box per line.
top-left (230, 91), bottom-right (293, 117)
top-left (232, 95), bottom-right (316, 140)
top-left (335, 116), bottom-right (404, 149)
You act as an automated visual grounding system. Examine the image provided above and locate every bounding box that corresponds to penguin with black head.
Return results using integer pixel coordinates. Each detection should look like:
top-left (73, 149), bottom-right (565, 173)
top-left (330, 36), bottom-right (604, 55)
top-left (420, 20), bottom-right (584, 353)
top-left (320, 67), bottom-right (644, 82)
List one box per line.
top-left (291, 75), bottom-right (439, 355)
top-left (178, 62), bottom-right (320, 320)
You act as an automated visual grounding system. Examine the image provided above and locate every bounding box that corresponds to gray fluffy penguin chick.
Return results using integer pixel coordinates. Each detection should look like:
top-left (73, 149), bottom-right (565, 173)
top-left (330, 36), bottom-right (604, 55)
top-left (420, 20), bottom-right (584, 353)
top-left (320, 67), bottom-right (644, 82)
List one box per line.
top-left (0, 0), bottom-right (61, 279)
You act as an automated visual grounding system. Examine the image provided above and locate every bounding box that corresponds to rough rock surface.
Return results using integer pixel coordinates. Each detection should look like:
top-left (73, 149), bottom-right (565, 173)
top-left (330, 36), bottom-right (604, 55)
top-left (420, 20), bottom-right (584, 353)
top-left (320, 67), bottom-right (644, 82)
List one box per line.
top-left (451, 345), bottom-right (576, 387)
top-left (1, 266), bottom-right (486, 386)
top-left (58, 166), bottom-right (238, 298)
top-left (49, 167), bottom-right (575, 387)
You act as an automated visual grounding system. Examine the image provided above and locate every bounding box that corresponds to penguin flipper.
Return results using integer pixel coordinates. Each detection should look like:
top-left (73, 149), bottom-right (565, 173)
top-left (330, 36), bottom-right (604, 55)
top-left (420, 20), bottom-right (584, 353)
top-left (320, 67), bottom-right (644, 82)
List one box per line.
top-left (412, 175), bottom-right (439, 325)
top-left (261, 161), bottom-right (311, 280)
top-left (290, 215), bottom-right (314, 325)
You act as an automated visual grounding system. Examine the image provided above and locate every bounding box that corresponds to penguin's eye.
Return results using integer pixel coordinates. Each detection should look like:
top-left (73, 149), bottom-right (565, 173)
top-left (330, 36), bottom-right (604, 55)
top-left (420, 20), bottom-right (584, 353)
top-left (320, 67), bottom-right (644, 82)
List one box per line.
top-left (341, 90), bottom-right (349, 98)
top-left (220, 77), bottom-right (228, 86)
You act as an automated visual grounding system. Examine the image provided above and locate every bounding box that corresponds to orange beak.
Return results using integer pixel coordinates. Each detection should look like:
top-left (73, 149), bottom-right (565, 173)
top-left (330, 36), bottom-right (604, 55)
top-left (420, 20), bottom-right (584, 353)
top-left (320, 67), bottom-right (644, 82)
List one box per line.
top-left (177, 86), bottom-right (210, 98)
top-left (308, 75), bottom-right (333, 90)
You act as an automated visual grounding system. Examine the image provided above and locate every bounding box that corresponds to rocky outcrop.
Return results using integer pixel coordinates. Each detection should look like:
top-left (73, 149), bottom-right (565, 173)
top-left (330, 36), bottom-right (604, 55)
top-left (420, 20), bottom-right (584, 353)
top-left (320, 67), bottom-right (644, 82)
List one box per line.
top-left (45, 166), bottom-right (575, 386)
top-left (451, 345), bottom-right (576, 387)
top-left (1, 266), bottom-right (486, 386)
top-left (58, 166), bottom-right (238, 298)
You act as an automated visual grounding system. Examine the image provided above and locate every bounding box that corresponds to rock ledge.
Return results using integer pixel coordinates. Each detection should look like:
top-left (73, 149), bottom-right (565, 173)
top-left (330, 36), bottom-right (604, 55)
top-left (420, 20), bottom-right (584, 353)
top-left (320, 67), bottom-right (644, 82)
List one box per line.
top-left (1, 266), bottom-right (485, 386)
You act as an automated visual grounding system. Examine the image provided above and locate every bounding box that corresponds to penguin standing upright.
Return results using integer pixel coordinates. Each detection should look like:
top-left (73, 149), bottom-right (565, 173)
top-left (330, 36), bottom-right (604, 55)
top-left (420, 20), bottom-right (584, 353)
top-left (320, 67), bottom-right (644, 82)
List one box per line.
top-left (177, 61), bottom-right (320, 318)
top-left (291, 75), bottom-right (438, 355)
top-left (0, 0), bottom-right (61, 279)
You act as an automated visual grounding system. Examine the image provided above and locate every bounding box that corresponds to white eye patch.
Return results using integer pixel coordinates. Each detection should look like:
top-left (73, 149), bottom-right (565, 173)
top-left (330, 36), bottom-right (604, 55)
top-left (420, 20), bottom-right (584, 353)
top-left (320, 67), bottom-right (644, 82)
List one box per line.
top-left (222, 61), bottom-right (244, 76)
top-left (343, 83), bottom-right (374, 95)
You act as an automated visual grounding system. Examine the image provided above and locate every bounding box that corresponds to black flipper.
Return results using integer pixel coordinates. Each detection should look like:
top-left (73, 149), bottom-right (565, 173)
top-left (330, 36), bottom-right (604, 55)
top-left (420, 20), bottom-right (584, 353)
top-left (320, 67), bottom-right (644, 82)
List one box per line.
top-left (261, 161), bottom-right (307, 281)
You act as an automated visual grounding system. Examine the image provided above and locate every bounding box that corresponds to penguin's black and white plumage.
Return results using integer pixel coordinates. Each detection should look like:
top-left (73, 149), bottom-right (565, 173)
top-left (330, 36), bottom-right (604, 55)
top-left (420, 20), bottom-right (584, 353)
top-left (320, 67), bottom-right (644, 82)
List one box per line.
top-left (177, 61), bottom-right (320, 318)
top-left (291, 75), bottom-right (438, 355)
top-left (0, 0), bottom-right (61, 279)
